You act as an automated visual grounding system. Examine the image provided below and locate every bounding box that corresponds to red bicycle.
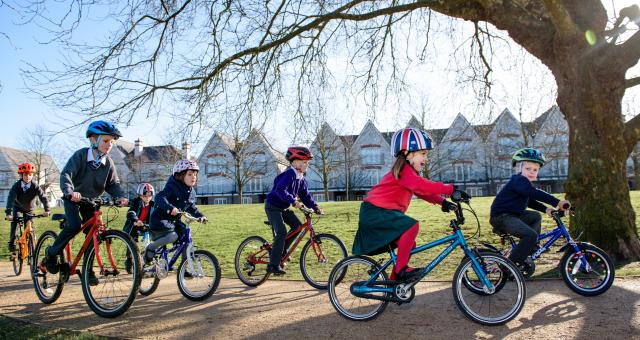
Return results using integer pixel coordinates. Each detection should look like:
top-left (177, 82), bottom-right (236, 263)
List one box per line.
top-left (234, 206), bottom-right (347, 289)
top-left (32, 197), bottom-right (141, 318)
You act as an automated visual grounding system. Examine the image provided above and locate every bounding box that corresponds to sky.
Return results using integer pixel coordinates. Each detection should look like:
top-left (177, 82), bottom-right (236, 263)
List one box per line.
top-left (1, 1), bottom-right (639, 167)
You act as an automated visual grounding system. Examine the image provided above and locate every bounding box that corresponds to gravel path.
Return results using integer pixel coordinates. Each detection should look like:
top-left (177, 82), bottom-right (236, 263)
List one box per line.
top-left (0, 262), bottom-right (638, 339)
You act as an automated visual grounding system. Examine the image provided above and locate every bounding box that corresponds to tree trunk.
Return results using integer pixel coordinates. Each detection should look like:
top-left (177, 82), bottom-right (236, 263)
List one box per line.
top-left (555, 52), bottom-right (640, 261)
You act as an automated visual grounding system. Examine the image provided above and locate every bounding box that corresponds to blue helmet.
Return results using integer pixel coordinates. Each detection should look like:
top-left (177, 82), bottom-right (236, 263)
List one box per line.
top-left (86, 120), bottom-right (122, 139)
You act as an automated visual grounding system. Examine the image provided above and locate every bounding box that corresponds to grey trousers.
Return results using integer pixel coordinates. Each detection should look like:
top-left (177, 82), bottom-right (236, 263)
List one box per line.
top-left (490, 210), bottom-right (542, 264)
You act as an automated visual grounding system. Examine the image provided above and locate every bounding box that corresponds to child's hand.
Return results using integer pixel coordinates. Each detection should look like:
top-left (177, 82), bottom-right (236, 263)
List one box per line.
top-left (70, 192), bottom-right (82, 202)
top-left (170, 207), bottom-right (179, 216)
top-left (199, 216), bottom-right (208, 224)
top-left (118, 197), bottom-right (129, 206)
top-left (42, 211), bottom-right (50, 217)
top-left (546, 207), bottom-right (554, 217)
top-left (5, 215), bottom-right (12, 221)
top-left (315, 206), bottom-right (324, 215)
top-left (294, 201), bottom-right (302, 209)
top-left (558, 200), bottom-right (571, 210)
top-left (134, 220), bottom-right (144, 227)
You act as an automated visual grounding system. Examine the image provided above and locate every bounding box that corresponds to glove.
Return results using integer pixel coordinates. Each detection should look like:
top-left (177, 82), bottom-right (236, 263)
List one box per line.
top-left (441, 200), bottom-right (456, 213)
top-left (127, 211), bottom-right (138, 221)
top-left (199, 216), bottom-right (208, 224)
top-left (451, 189), bottom-right (471, 202)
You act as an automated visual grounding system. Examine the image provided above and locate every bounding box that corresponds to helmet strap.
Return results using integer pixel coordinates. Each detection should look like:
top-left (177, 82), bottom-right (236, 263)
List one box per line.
top-left (90, 135), bottom-right (107, 167)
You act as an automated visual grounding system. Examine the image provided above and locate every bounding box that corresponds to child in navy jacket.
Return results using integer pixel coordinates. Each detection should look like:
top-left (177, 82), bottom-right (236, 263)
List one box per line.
top-left (264, 146), bottom-right (322, 275)
top-left (490, 148), bottom-right (570, 269)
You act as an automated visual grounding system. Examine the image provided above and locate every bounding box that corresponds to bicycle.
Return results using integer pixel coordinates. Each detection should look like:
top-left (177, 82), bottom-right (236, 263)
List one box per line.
top-left (7, 213), bottom-right (46, 276)
top-left (327, 196), bottom-right (526, 325)
top-left (32, 197), bottom-right (141, 318)
top-left (235, 206), bottom-right (347, 289)
top-left (138, 212), bottom-right (221, 301)
top-left (470, 205), bottom-right (614, 296)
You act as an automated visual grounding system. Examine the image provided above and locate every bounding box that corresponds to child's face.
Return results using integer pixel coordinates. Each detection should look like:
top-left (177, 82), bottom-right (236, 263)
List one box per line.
top-left (292, 159), bottom-right (309, 173)
top-left (91, 135), bottom-right (115, 154)
top-left (520, 161), bottom-right (541, 182)
top-left (406, 150), bottom-right (428, 172)
top-left (140, 193), bottom-right (152, 204)
top-left (183, 170), bottom-right (198, 187)
top-left (21, 173), bottom-right (34, 183)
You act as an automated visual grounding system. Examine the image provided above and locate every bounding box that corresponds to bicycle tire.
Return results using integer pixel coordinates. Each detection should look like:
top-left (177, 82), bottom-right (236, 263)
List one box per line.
top-left (559, 243), bottom-right (614, 296)
top-left (299, 233), bottom-right (347, 289)
top-left (235, 236), bottom-right (271, 287)
top-left (177, 249), bottom-right (221, 301)
top-left (32, 230), bottom-right (65, 304)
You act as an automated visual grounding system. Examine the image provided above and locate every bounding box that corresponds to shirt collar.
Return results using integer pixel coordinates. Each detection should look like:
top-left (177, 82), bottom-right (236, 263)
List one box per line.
top-left (21, 181), bottom-right (31, 190)
top-left (87, 148), bottom-right (107, 166)
top-left (290, 167), bottom-right (304, 180)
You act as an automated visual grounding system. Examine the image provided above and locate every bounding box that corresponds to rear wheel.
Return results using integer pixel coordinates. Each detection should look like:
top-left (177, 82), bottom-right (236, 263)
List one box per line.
top-left (300, 233), bottom-right (347, 289)
top-left (235, 236), bottom-right (271, 287)
top-left (82, 230), bottom-right (140, 318)
top-left (32, 230), bottom-right (64, 304)
top-left (177, 250), bottom-right (221, 301)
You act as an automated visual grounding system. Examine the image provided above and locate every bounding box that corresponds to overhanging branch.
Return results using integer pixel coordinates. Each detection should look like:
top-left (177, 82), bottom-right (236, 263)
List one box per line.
top-left (627, 77), bottom-right (640, 89)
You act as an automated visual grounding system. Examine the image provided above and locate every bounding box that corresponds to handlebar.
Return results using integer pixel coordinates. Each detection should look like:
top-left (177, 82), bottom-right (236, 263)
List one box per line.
top-left (176, 211), bottom-right (207, 224)
top-left (67, 196), bottom-right (127, 208)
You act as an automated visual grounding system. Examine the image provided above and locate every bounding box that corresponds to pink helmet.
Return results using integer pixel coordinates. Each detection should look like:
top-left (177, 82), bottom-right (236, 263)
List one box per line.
top-left (172, 159), bottom-right (200, 175)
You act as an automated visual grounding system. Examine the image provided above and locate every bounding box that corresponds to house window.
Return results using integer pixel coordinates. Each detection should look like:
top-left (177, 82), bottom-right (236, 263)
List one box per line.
top-left (454, 163), bottom-right (471, 182)
top-left (246, 176), bottom-right (264, 193)
top-left (0, 190), bottom-right (6, 203)
top-left (213, 198), bottom-right (228, 205)
top-left (466, 187), bottom-right (483, 197)
top-left (207, 156), bottom-right (226, 174)
top-left (313, 193), bottom-right (326, 202)
top-left (361, 148), bottom-right (382, 165)
top-left (367, 170), bottom-right (380, 186)
top-left (242, 196), bottom-right (252, 204)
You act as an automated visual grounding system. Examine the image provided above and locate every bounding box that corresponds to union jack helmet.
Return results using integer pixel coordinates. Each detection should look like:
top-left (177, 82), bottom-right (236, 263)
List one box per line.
top-left (390, 128), bottom-right (433, 157)
top-left (136, 183), bottom-right (155, 196)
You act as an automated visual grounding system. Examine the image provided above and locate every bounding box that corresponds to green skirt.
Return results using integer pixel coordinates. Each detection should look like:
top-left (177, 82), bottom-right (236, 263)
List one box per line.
top-left (352, 201), bottom-right (418, 256)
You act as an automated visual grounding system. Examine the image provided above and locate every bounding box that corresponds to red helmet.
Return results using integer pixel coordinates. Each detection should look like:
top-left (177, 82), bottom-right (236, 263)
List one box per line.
top-left (18, 162), bottom-right (36, 174)
top-left (286, 147), bottom-right (313, 161)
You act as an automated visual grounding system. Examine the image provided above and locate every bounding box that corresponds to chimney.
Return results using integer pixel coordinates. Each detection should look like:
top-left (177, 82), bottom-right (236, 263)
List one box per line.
top-left (182, 143), bottom-right (191, 160)
top-left (134, 139), bottom-right (144, 157)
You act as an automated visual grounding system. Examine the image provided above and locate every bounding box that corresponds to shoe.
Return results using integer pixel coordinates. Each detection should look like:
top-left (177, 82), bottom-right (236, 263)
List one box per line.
top-left (8, 243), bottom-right (16, 253)
top-left (86, 271), bottom-right (99, 286)
top-left (9, 251), bottom-right (16, 261)
top-left (184, 271), bottom-right (193, 278)
top-left (44, 247), bottom-right (60, 274)
top-left (143, 248), bottom-right (155, 264)
top-left (266, 265), bottom-right (286, 275)
top-left (125, 257), bottom-right (133, 274)
top-left (394, 267), bottom-right (423, 283)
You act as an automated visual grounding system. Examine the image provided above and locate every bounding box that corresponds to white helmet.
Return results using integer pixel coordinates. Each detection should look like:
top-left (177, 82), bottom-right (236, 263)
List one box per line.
top-left (172, 159), bottom-right (200, 175)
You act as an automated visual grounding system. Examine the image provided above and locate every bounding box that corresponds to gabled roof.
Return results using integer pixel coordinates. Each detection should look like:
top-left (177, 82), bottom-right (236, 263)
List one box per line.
top-left (473, 124), bottom-right (494, 141)
top-left (522, 106), bottom-right (555, 137)
top-left (427, 128), bottom-right (448, 145)
top-left (125, 145), bottom-right (182, 163)
top-left (0, 146), bottom-right (59, 173)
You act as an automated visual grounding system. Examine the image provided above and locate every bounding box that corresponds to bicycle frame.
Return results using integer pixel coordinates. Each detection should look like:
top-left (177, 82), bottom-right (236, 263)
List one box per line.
top-left (354, 206), bottom-right (496, 295)
top-left (16, 218), bottom-right (35, 261)
top-left (63, 208), bottom-right (117, 276)
top-left (151, 227), bottom-right (195, 273)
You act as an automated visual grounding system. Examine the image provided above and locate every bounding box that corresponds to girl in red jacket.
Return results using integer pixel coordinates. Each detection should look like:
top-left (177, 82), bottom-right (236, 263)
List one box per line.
top-left (352, 127), bottom-right (467, 282)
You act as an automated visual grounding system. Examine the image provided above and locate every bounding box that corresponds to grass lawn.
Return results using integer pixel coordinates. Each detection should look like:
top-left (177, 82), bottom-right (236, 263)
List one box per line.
top-left (1, 191), bottom-right (639, 281)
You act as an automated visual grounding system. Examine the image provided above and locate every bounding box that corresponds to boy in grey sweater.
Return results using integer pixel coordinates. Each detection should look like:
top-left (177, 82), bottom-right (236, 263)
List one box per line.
top-left (43, 121), bottom-right (128, 285)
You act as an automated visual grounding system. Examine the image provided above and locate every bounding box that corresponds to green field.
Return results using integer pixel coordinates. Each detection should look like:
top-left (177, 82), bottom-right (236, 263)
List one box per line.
top-left (2, 191), bottom-right (639, 280)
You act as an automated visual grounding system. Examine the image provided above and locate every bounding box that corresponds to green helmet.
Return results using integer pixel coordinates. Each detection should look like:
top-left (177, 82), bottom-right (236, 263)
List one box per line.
top-left (512, 148), bottom-right (546, 167)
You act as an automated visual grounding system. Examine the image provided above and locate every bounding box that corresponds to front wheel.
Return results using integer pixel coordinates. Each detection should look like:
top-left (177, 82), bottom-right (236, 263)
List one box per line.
top-left (12, 225), bottom-right (24, 276)
top-left (328, 255), bottom-right (389, 321)
top-left (460, 250), bottom-right (508, 296)
top-left (177, 249), bottom-right (221, 301)
top-left (32, 230), bottom-right (64, 304)
top-left (453, 253), bottom-right (525, 325)
top-left (235, 236), bottom-right (271, 287)
top-left (82, 230), bottom-right (141, 318)
top-left (300, 233), bottom-right (347, 289)
top-left (559, 243), bottom-right (614, 296)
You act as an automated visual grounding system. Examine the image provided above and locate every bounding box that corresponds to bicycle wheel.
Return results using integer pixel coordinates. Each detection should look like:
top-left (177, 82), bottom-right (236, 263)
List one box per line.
top-left (139, 257), bottom-right (160, 296)
top-left (177, 249), bottom-right (221, 301)
top-left (82, 230), bottom-right (141, 318)
top-left (460, 250), bottom-right (508, 296)
top-left (12, 225), bottom-right (23, 276)
top-left (300, 233), bottom-right (347, 289)
top-left (453, 253), bottom-right (525, 325)
top-left (235, 236), bottom-right (271, 287)
top-left (32, 230), bottom-right (65, 304)
top-left (328, 255), bottom-right (389, 321)
top-left (27, 232), bottom-right (35, 274)
top-left (559, 243), bottom-right (614, 296)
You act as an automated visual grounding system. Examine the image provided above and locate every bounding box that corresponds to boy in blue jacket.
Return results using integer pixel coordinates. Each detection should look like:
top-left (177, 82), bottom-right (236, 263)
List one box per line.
top-left (144, 160), bottom-right (207, 264)
top-left (264, 146), bottom-right (323, 275)
top-left (490, 148), bottom-right (570, 270)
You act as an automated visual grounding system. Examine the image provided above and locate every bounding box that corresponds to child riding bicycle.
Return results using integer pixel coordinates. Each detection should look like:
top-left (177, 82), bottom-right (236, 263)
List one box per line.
top-left (352, 127), bottom-right (467, 282)
top-left (264, 146), bottom-right (323, 275)
top-left (43, 121), bottom-right (128, 286)
top-left (489, 147), bottom-right (570, 271)
top-left (144, 159), bottom-right (207, 265)
top-left (123, 182), bottom-right (155, 272)
top-left (5, 162), bottom-right (51, 258)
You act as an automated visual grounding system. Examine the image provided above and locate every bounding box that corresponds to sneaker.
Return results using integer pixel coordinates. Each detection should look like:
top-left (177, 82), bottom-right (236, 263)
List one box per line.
top-left (183, 271), bottom-right (193, 278)
top-left (266, 265), bottom-right (286, 275)
top-left (143, 248), bottom-right (155, 264)
top-left (8, 243), bottom-right (16, 253)
top-left (394, 267), bottom-right (423, 283)
top-left (44, 247), bottom-right (59, 274)
top-left (86, 271), bottom-right (99, 286)
top-left (125, 257), bottom-right (133, 274)
top-left (9, 251), bottom-right (16, 261)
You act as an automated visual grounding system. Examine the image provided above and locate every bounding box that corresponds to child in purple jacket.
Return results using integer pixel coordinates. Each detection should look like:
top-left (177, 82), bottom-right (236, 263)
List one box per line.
top-left (264, 146), bottom-right (323, 275)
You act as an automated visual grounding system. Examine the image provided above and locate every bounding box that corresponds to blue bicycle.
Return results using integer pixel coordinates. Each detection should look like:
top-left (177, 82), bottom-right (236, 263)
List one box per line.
top-left (139, 212), bottom-right (221, 301)
top-left (327, 196), bottom-right (526, 325)
top-left (472, 206), bottom-right (614, 296)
